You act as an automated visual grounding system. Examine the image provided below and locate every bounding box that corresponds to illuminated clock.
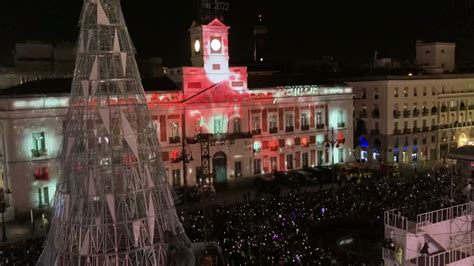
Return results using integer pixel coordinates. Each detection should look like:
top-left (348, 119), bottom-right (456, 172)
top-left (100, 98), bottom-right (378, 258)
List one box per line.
top-left (210, 38), bottom-right (222, 53)
top-left (194, 39), bottom-right (201, 53)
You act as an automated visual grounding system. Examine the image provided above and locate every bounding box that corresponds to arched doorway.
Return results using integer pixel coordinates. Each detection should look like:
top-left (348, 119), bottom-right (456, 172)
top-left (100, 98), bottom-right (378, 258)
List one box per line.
top-left (213, 151), bottom-right (227, 188)
top-left (458, 133), bottom-right (468, 147)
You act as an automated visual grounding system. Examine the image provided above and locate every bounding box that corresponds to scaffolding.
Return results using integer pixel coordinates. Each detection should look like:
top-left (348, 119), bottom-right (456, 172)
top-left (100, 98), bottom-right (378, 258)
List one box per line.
top-left (37, 0), bottom-right (191, 265)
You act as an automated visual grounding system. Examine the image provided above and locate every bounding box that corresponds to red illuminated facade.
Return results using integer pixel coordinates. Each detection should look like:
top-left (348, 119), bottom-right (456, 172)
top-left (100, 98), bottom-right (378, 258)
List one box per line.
top-left (148, 19), bottom-right (354, 187)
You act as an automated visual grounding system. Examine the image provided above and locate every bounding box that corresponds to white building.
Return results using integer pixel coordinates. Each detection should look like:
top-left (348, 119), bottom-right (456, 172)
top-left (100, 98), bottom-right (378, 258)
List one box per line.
top-left (0, 19), bottom-right (354, 220)
top-left (347, 74), bottom-right (474, 166)
top-left (416, 41), bottom-right (456, 73)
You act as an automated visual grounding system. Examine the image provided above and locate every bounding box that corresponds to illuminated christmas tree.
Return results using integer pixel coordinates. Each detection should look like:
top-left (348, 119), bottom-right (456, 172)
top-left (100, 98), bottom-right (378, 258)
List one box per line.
top-left (38, 0), bottom-right (192, 265)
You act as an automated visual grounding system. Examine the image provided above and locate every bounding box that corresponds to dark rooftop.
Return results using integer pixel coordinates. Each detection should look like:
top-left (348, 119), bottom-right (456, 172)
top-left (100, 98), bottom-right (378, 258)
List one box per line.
top-left (0, 76), bottom-right (180, 96)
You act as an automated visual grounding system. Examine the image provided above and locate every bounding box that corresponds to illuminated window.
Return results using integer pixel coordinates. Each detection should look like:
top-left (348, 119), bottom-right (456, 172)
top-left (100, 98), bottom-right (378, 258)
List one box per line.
top-left (285, 113), bottom-right (294, 132)
top-left (213, 116), bottom-right (224, 134)
top-left (286, 154), bottom-right (294, 170)
top-left (254, 159), bottom-right (262, 174)
top-left (394, 87), bottom-right (399, 98)
top-left (32, 132), bottom-right (47, 158)
top-left (253, 142), bottom-right (262, 153)
top-left (337, 111), bottom-right (345, 128)
top-left (235, 161), bottom-right (242, 177)
top-left (252, 116), bottom-right (261, 131)
top-left (172, 169), bottom-right (181, 187)
top-left (37, 186), bottom-right (50, 207)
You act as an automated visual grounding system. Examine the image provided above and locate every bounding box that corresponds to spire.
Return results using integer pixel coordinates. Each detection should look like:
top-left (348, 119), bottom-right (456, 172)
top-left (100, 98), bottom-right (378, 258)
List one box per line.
top-left (38, 0), bottom-right (193, 265)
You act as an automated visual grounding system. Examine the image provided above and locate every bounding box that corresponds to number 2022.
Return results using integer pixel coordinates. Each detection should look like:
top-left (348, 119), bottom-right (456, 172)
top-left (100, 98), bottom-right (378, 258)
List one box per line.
top-left (214, 1), bottom-right (229, 11)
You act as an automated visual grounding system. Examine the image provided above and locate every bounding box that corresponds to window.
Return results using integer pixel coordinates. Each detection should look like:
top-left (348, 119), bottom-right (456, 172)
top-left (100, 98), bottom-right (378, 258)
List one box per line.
top-left (362, 88), bottom-right (367, 99)
top-left (170, 122), bottom-right (179, 138)
top-left (394, 87), bottom-right (399, 98)
top-left (20, 76), bottom-right (27, 84)
top-left (423, 87), bottom-right (427, 96)
top-left (254, 159), bottom-right (262, 174)
top-left (404, 87), bottom-right (408, 97)
top-left (269, 115), bottom-right (278, 131)
top-left (338, 149), bottom-right (344, 163)
top-left (234, 161), bottom-right (242, 177)
top-left (172, 169), bottom-right (181, 186)
top-left (374, 88), bottom-right (379, 100)
top-left (252, 116), bottom-right (261, 131)
top-left (414, 87), bottom-right (417, 96)
top-left (404, 121), bottom-right (408, 129)
top-left (431, 135), bottom-right (436, 143)
top-left (413, 120), bottom-right (417, 129)
top-left (302, 153), bottom-right (309, 168)
top-left (253, 141), bottom-right (262, 153)
top-left (317, 151), bottom-right (323, 166)
top-left (286, 154), bottom-right (294, 170)
top-left (233, 118), bottom-right (241, 133)
top-left (32, 132), bottom-right (47, 157)
top-left (394, 137), bottom-right (399, 147)
top-left (38, 187), bottom-right (50, 207)
top-left (301, 112), bottom-right (309, 129)
top-left (394, 122), bottom-right (398, 130)
top-left (316, 112), bottom-right (323, 126)
top-left (213, 116), bottom-right (224, 134)
top-left (432, 87), bottom-right (436, 95)
top-left (422, 119), bottom-right (426, 127)
top-left (285, 113), bottom-right (294, 131)
top-left (270, 157), bottom-right (277, 171)
top-left (337, 111), bottom-right (345, 128)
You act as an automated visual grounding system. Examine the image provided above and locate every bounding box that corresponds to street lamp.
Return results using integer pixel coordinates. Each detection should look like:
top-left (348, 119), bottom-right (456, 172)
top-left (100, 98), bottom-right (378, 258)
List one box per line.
top-left (0, 188), bottom-right (11, 242)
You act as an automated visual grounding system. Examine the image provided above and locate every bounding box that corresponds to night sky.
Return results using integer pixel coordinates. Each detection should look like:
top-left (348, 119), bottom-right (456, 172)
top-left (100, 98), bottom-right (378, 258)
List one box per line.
top-left (1, 0), bottom-right (474, 67)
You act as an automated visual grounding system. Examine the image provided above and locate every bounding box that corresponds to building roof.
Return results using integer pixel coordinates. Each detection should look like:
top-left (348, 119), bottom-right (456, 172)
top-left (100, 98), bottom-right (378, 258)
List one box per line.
top-left (345, 73), bottom-right (474, 82)
top-left (0, 76), bottom-right (180, 96)
top-left (248, 74), bottom-right (346, 89)
top-left (448, 145), bottom-right (474, 161)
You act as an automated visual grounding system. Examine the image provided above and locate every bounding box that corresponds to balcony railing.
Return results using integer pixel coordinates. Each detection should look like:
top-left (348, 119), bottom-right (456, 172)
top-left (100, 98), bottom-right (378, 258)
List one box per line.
top-left (422, 126), bottom-right (430, 132)
top-left (393, 110), bottom-right (401, 118)
top-left (403, 110), bottom-right (411, 117)
top-left (431, 107), bottom-right (437, 114)
top-left (470, 105), bottom-right (474, 110)
top-left (413, 127), bottom-right (420, 133)
top-left (450, 106), bottom-right (458, 111)
top-left (337, 122), bottom-right (345, 128)
top-left (169, 136), bottom-right (181, 144)
top-left (301, 124), bottom-right (310, 131)
top-left (269, 127), bottom-right (278, 134)
top-left (285, 126), bottom-right (294, 132)
top-left (460, 105), bottom-right (466, 110)
top-left (431, 125), bottom-right (438, 131)
top-left (412, 110), bottom-right (420, 117)
top-left (251, 129), bottom-right (262, 135)
top-left (403, 128), bottom-right (411, 134)
top-left (393, 129), bottom-right (401, 135)
top-left (359, 111), bottom-right (368, 118)
top-left (31, 148), bottom-right (48, 158)
top-left (422, 109), bottom-right (429, 116)
top-left (441, 106), bottom-right (448, 112)
top-left (316, 123), bottom-right (325, 129)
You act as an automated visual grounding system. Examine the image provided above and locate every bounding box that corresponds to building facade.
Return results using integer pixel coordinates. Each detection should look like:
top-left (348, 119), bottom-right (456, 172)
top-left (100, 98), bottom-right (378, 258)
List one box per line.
top-left (0, 19), bottom-right (353, 219)
top-left (348, 75), bottom-right (474, 166)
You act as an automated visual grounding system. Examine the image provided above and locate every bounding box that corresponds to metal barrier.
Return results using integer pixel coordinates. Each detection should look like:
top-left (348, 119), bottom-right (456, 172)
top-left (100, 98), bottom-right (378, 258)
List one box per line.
top-left (428, 243), bottom-right (474, 266)
top-left (384, 209), bottom-right (409, 231)
top-left (416, 202), bottom-right (472, 233)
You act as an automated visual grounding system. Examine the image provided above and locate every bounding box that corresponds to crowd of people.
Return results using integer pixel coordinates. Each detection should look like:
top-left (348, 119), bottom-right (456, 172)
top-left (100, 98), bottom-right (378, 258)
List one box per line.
top-left (184, 168), bottom-right (465, 265)
top-left (0, 166), bottom-right (465, 265)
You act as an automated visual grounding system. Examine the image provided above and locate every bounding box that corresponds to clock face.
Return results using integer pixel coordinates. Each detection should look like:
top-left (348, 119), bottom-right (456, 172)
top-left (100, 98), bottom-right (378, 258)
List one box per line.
top-left (194, 39), bottom-right (201, 53)
top-left (210, 38), bottom-right (222, 52)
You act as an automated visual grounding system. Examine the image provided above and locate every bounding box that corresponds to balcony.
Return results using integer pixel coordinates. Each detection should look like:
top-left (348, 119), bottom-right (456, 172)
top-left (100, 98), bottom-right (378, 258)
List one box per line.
top-left (316, 123), bottom-right (325, 129)
top-left (227, 132), bottom-right (253, 140)
top-left (269, 127), bottom-right (278, 134)
top-left (431, 107), bottom-right (437, 114)
top-left (412, 109), bottom-right (420, 117)
top-left (470, 105), bottom-right (474, 110)
top-left (393, 129), bottom-right (401, 135)
top-left (371, 129), bottom-right (380, 134)
top-left (403, 110), bottom-right (411, 118)
top-left (301, 124), bottom-right (310, 131)
top-left (450, 106), bottom-right (458, 111)
top-left (285, 126), bottom-right (294, 132)
top-left (337, 122), bottom-right (345, 128)
top-left (359, 110), bottom-right (368, 118)
top-left (422, 109), bottom-right (429, 116)
top-left (413, 127), bottom-right (420, 133)
top-left (431, 125), bottom-right (438, 131)
top-left (169, 136), bottom-right (181, 144)
top-left (251, 129), bottom-right (262, 135)
top-left (253, 148), bottom-right (262, 153)
top-left (31, 148), bottom-right (47, 158)
top-left (422, 126), bottom-right (430, 132)
top-left (460, 105), bottom-right (466, 110)
top-left (372, 110), bottom-right (380, 119)
top-left (441, 106), bottom-right (447, 112)
top-left (403, 128), bottom-right (411, 134)
top-left (393, 110), bottom-right (401, 118)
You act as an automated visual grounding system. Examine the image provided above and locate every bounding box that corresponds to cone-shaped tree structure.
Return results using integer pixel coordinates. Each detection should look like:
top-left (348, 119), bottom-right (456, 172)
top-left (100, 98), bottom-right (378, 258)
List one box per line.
top-left (38, 0), bottom-right (189, 265)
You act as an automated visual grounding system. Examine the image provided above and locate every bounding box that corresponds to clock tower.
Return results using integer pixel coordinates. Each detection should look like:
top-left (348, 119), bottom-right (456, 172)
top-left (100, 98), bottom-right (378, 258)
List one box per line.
top-left (190, 19), bottom-right (230, 74)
